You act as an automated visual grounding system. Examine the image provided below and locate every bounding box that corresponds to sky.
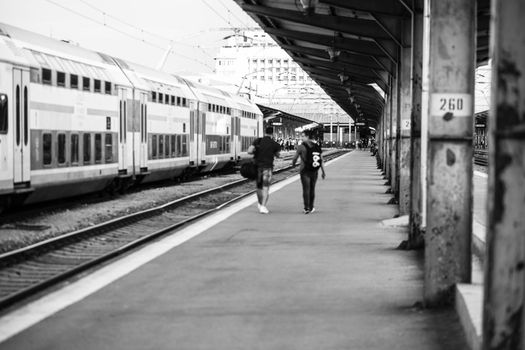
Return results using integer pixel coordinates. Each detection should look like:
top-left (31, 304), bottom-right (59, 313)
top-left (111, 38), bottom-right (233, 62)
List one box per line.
top-left (0, 0), bottom-right (257, 74)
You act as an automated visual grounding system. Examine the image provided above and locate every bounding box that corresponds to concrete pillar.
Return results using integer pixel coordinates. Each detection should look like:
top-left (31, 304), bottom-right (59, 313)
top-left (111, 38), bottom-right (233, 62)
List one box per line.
top-left (409, 0), bottom-right (425, 247)
top-left (399, 17), bottom-right (413, 215)
top-left (424, 0), bottom-right (475, 305)
top-left (482, 1), bottom-right (525, 348)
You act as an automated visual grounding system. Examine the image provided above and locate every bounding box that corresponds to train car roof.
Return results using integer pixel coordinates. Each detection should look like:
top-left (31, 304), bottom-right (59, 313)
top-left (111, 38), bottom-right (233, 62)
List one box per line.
top-left (0, 23), bottom-right (262, 114)
top-left (0, 23), bottom-right (131, 87)
top-left (120, 60), bottom-right (195, 99)
top-left (226, 92), bottom-right (263, 115)
top-left (182, 79), bottom-right (239, 108)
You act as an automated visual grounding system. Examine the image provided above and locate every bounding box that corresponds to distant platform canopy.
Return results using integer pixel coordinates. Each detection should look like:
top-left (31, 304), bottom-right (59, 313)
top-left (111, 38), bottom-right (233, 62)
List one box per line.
top-left (236, 0), bottom-right (491, 127)
top-left (257, 104), bottom-right (320, 137)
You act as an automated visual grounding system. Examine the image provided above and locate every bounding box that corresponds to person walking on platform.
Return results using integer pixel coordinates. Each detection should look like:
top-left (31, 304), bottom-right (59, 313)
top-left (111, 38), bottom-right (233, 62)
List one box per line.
top-left (292, 130), bottom-right (326, 214)
top-left (248, 126), bottom-right (281, 214)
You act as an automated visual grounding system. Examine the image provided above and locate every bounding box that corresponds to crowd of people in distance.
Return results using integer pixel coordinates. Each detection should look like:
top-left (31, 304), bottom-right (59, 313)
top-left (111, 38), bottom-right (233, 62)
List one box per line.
top-left (275, 137), bottom-right (299, 151)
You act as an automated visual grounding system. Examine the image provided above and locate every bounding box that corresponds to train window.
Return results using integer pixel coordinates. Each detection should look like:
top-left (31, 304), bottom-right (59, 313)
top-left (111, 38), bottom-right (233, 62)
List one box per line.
top-left (71, 134), bottom-right (79, 164)
top-left (152, 135), bottom-right (157, 158)
top-left (0, 94), bottom-right (7, 134)
top-left (105, 134), bottom-right (113, 163)
top-left (57, 72), bottom-right (66, 87)
top-left (159, 135), bottom-right (164, 158)
top-left (94, 133), bottom-right (102, 163)
top-left (94, 79), bottom-right (101, 93)
top-left (23, 86), bottom-right (28, 144)
top-left (176, 135), bottom-right (182, 156)
top-left (183, 123), bottom-right (186, 133)
top-left (83, 133), bottom-right (91, 163)
top-left (151, 91), bottom-right (157, 103)
top-left (171, 95), bottom-right (175, 105)
top-left (43, 133), bottom-right (52, 165)
top-left (182, 98), bottom-right (187, 107)
top-left (104, 81), bottom-right (112, 95)
top-left (15, 86), bottom-right (20, 145)
top-left (30, 67), bottom-right (40, 83)
top-left (58, 133), bottom-right (66, 164)
top-left (42, 68), bottom-right (52, 85)
top-left (181, 135), bottom-right (188, 156)
top-left (170, 135), bottom-right (176, 157)
top-left (158, 93), bottom-right (163, 104)
top-left (208, 104), bottom-right (211, 112)
top-left (70, 74), bottom-right (78, 89)
top-left (82, 77), bottom-right (90, 91)
top-left (164, 94), bottom-right (169, 105)
top-left (177, 97), bottom-right (181, 106)
top-left (164, 135), bottom-right (169, 157)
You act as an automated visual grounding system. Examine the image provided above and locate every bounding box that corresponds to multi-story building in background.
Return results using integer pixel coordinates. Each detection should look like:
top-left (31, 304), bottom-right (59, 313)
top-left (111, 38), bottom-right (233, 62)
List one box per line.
top-left (212, 28), bottom-right (349, 125)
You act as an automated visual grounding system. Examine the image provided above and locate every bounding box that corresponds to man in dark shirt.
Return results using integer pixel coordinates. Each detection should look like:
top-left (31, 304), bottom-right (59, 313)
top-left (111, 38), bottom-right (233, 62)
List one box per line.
top-left (248, 126), bottom-right (281, 214)
top-left (292, 130), bottom-right (326, 214)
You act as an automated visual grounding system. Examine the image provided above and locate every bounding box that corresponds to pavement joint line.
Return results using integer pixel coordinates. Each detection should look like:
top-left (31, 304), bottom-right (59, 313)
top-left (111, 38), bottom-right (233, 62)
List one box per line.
top-left (0, 151), bottom-right (350, 344)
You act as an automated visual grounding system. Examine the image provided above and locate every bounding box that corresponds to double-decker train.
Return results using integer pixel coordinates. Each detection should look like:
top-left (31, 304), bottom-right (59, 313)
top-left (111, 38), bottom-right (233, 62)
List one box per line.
top-left (0, 23), bottom-right (263, 209)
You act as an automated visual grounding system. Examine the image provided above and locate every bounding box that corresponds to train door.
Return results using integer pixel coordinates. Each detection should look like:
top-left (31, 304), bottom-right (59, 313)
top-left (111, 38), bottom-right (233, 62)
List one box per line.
top-left (117, 87), bottom-right (129, 173)
top-left (138, 92), bottom-right (148, 172)
top-left (189, 100), bottom-right (198, 166)
top-left (12, 68), bottom-right (30, 185)
top-left (199, 102), bottom-right (206, 165)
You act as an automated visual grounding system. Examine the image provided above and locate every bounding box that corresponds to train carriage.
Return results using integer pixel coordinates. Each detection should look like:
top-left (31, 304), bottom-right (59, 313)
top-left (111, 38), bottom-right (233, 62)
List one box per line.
top-left (119, 61), bottom-right (196, 182)
top-left (0, 22), bottom-right (263, 209)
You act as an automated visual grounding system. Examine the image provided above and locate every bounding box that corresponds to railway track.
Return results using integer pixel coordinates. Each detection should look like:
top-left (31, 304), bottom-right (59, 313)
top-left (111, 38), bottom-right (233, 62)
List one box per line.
top-left (0, 150), bottom-right (348, 311)
top-left (0, 153), bottom-right (297, 224)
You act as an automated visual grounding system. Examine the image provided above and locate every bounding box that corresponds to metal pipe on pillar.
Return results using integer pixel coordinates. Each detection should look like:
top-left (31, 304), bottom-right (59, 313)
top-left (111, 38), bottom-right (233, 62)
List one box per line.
top-left (424, 0), bottom-right (475, 305)
top-left (399, 16), bottom-right (413, 215)
top-left (482, 1), bottom-right (525, 348)
top-left (385, 78), bottom-right (392, 179)
top-left (408, 0), bottom-right (425, 248)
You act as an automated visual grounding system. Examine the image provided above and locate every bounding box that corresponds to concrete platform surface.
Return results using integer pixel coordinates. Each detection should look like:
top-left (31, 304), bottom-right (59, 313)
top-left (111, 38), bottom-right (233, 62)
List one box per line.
top-left (1, 151), bottom-right (467, 350)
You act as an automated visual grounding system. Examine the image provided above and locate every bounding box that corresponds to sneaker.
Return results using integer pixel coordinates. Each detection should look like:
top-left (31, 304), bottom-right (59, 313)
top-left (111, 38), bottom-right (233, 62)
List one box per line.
top-left (260, 206), bottom-right (269, 214)
top-left (303, 209), bottom-right (310, 214)
top-left (257, 203), bottom-right (262, 211)
top-left (310, 208), bottom-right (316, 213)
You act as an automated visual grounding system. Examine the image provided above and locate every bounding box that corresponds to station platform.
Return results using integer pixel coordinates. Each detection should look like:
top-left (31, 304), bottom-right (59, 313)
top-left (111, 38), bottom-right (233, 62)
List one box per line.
top-left (0, 151), bottom-right (467, 350)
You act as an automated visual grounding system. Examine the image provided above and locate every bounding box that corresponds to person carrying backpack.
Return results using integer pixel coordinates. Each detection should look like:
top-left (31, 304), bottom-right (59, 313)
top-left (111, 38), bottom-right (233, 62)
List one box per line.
top-left (292, 130), bottom-right (326, 214)
top-left (248, 127), bottom-right (281, 214)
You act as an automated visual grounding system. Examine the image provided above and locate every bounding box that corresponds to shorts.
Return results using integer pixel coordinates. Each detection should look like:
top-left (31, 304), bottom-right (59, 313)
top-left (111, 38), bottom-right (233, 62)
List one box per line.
top-left (256, 167), bottom-right (273, 189)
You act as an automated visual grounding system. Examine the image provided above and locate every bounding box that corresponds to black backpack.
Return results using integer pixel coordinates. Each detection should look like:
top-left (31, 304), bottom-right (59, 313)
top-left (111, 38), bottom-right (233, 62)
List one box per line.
top-left (303, 142), bottom-right (322, 171)
top-left (239, 138), bottom-right (261, 180)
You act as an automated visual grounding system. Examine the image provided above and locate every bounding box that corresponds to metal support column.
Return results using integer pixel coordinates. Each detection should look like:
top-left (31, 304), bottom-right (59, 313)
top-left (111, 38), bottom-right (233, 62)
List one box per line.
top-left (483, 1), bottom-right (525, 348)
top-left (399, 17), bottom-right (413, 215)
top-left (424, 0), bottom-right (475, 305)
top-left (385, 78), bottom-right (392, 180)
top-left (409, 0), bottom-right (425, 247)
top-left (390, 74), bottom-right (398, 191)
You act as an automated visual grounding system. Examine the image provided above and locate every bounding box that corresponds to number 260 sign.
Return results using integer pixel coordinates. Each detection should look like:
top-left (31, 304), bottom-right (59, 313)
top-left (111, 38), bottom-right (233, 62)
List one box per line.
top-left (430, 93), bottom-right (472, 117)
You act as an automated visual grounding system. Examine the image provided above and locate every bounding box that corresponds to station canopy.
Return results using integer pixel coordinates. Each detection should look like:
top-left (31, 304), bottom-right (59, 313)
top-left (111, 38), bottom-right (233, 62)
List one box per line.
top-left (236, 0), bottom-right (491, 127)
top-left (258, 103), bottom-right (320, 127)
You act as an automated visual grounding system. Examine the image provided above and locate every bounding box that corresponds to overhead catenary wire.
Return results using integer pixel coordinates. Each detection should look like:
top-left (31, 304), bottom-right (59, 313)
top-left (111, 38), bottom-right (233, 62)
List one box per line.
top-left (76, 0), bottom-right (212, 58)
top-left (44, 0), bottom-right (214, 70)
top-left (201, 0), bottom-right (236, 28)
top-left (216, 0), bottom-right (251, 28)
